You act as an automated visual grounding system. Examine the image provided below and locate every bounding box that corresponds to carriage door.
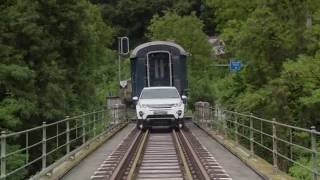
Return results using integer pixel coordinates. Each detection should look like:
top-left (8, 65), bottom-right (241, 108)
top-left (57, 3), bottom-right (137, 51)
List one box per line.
top-left (147, 51), bottom-right (172, 87)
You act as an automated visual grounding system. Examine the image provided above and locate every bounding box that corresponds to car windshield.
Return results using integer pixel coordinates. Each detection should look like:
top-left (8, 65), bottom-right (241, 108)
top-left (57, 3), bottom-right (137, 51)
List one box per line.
top-left (140, 88), bottom-right (180, 99)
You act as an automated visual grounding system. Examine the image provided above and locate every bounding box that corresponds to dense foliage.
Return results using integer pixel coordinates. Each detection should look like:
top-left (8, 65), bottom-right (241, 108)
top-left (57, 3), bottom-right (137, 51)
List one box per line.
top-left (206, 0), bottom-right (320, 176)
top-left (0, 0), bottom-right (116, 178)
top-left (90, 0), bottom-right (215, 47)
top-left (1, 0), bottom-right (320, 178)
top-left (1, 0), bottom-right (115, 130)
top-left (147, 12), bottom-right (215, 106)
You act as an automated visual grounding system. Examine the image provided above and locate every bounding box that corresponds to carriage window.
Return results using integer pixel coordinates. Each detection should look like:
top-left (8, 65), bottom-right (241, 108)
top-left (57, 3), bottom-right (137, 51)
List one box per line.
top-left (147, 52), bottom-right (171, 86)
top-left (155, 59), bottom-right (165, 78)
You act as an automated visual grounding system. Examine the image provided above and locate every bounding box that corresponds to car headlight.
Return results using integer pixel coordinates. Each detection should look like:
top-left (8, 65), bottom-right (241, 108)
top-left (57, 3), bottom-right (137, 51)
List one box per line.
top-left (173, 101), bottom-right (183, 107)
top-left (139, 103), bottom-right (147, 108)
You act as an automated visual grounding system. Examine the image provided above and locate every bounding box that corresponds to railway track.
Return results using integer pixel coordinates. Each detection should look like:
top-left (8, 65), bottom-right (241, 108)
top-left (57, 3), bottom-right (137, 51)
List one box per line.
top-left (91, 127), bottom-right (231, 180)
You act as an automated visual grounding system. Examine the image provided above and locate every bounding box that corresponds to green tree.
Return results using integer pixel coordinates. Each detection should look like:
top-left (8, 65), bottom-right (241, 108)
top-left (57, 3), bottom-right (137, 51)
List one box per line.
top-left (206, 0), bottom-right (320, 175)
top-left (0, 0), bottom-right (115, 178)
top-left (91, 0), bottom-right (215, 46)
top-left (147, 12), bottom-right (214, 106)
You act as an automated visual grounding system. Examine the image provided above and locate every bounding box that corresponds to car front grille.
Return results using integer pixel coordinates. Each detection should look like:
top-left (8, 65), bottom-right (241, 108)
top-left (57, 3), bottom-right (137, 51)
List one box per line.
top-left (146, 104), bottom-right (174, 108)
top-left (147, 115), bottom-right (175, 119)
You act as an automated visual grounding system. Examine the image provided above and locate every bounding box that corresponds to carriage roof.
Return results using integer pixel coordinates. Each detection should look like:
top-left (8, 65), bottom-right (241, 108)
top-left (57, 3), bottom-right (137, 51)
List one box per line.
top-left (130, 41), bottom-right (187, 58)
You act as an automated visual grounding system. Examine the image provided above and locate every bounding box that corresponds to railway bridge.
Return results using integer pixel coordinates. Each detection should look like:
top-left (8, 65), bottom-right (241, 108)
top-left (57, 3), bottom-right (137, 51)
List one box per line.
top-left (0, 102), bottom-right (319, 180)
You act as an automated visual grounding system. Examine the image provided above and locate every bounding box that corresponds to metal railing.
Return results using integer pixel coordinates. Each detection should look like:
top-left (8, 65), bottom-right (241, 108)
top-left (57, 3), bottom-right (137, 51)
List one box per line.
top-left (194, 102), bottom-right (319, 180)
top-left (0, 106), bottom-right (127, 180)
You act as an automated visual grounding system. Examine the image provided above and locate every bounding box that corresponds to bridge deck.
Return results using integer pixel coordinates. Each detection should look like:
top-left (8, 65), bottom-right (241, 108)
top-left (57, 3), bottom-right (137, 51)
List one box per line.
top-left (61, 124), bottom-right (136, 180)
top-left (186, 123), bottom-right (262, 180)
top-left (61, 123), bottom-right (262, 180)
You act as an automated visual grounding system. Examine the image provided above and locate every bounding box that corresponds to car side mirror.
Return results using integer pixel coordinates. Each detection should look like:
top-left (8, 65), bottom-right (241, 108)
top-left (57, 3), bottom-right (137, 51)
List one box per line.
top-left (181, 95), bottom-right (187, 104)
top-left (132, 96), bottom-right (138, 101)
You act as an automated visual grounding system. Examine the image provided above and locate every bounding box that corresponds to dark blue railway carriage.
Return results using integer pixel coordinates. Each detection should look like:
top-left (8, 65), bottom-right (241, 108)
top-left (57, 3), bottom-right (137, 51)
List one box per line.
top-left (130, 41), bottom-right (188, 98)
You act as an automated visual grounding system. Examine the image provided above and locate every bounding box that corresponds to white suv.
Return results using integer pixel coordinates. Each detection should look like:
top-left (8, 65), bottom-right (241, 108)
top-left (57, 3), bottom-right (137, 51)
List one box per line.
top-left (133, 87), bottom-right (186, 129)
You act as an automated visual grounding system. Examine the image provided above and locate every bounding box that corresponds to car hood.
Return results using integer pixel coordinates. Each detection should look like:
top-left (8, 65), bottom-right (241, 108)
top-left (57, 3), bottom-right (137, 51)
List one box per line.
top-left (139, 98), bottom-right (181, 105)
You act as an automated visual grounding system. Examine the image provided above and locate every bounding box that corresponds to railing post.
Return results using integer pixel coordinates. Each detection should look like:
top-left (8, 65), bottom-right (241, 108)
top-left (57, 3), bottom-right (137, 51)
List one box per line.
top-left (42, 122), bottom-right (47, 170)
top-left (1, 131), bottom-right (6, 179)
top-left (26, 132), bottom-right (29, 163)
top-left (113, 106), bottom-right (116, 124)
top-left (104, 107), bottom-right (108, 129)
top-left (101, 109), bottom-right (104, 125)
top-left (82, 113), bottom-right (86, 144)
top-left (223, 110), bottom-right (227, 137)
top-left (311, 126), bottom-right (318, 180)
top-left (219, 108), bottom-right (223, 134)
top-left (202, 104), bottom-right (205, 127)
top-left (235, 114), bottom-right (239, 146)
top-left (290, 128), bottom-right (293, 160)
top-left (272, 118), bottom-right (278, 172)
top-left (66, 116), bottom-right (70, 153)
top-left (249, 113), bottom-right (254, 157)
top-left (210, 108), bottom-right (213, 130)
top-left (93, 112), bottom-right (96, 137)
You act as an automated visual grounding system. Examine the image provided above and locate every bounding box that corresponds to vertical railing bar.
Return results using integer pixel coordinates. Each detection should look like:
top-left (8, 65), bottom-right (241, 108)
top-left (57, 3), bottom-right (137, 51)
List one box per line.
top-left (99, 111), bottom-right (102, 134)
top-left (104, 108), bottom-right (108, 129)
top-left (219, 108), bottom-right (222, 134)
top-left (210, 107), bottom-right (213, 130)
top-left (99, 111), bottom-right (101, 131)
top-left (101, 111), bottom-right (104, 132)
top-left (242, 116), bottom-right (245, 136)
top-left (112, 107), bottom-right (116, 125)
top-left (214, 108), bottom-right (217, 130)
top-left (223, 110), bottom-right (227, 137)
top-left (311, 126), bottom-right (318, 180)
top-left (66, 116), bottom-right (70, 154)
top-left (290, 128), bottom-right (293, 160)
top-left (88, 113), bottom-right (91, 137)
top-left (56, 124), bottom-right (59, 149)
top-left (116, 105), bottom-right (118, 124)
top-left (26, 132), bottom-right (29, 164)
top-left (272, 118), bottom-right (278, 172)
top-left (201, 105), bottom-right (203, 126)
top-left (250, 113), bottom-right (254, 157)
top-left (202, 104), bottom-right (205, 128)
top-left (102, 109), bottom-right (105, 129)
top-left (204, 105), bottom-right (206, 128)
top-left (97, 112), bottom-right (100, 134)
top-left (260, 120), bottom-right (263, 144)
top-left (75, 117), bottom-right (78, 140)
top-left (106, 108), bottom-right (109, 128)
top-left (82, 113), bottom-right (86, 144)
top-left (218, 107), bottom-right (221, 132)
top-left (235, 114), bottom-right (239, 146)
top-left (93, 112), bottom-right (96, 137)
top-left (1, 131), bottom-right (6, 179)
top-left (42, 122), bottom-right (47, 170)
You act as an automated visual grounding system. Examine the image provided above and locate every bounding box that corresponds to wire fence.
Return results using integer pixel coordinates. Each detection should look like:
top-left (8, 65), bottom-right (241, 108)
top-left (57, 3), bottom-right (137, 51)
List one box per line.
top-left (0, 105), bottom-right (127, 180)
top-left (194, 102), bottom-right (319, 180)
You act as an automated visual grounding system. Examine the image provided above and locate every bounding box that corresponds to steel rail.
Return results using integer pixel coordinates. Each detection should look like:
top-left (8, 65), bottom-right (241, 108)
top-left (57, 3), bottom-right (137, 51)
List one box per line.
top-left (179, 130), bottom-right (211, 179)
top-left (109, 129), bottom-right (143, 180)
top-left (92, 127), bottom-right (232, 180)
top-left (127, 129), bottom-right (149, 180)
top-left (172, 129), bottom-right (193, 180)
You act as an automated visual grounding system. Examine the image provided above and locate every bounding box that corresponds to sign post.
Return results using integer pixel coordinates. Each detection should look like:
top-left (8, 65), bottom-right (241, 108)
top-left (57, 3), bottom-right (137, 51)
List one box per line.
top-left (118, 37), bottom-right (130, 86)
top-left (212, 59), bottom-right (242, 72)
top-left (229, 60), bottom-right (241, 71)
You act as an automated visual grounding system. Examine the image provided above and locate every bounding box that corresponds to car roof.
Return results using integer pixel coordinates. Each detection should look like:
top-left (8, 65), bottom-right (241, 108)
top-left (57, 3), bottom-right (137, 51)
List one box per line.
top-left (142, 86), bottom-right (177, 90)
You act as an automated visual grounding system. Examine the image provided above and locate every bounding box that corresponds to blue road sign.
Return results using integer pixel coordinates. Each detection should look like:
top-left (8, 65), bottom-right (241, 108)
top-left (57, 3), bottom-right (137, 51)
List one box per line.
top-left (229, 60), bottom-right (241, 71)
